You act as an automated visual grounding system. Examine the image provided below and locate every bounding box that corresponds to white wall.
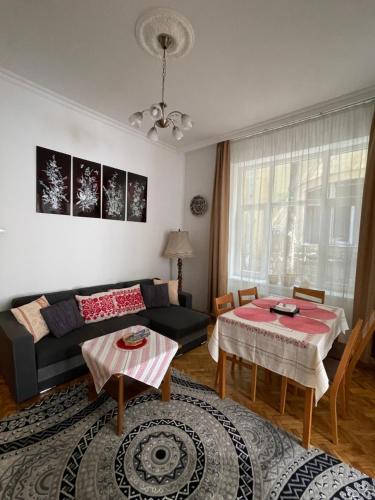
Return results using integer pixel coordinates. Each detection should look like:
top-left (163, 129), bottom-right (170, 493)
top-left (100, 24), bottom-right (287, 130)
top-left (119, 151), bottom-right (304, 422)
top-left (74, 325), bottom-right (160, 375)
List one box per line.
top-left (0, 74), bottom-right (185, 310)
top-left (183, 145), bottom-right (216, 312)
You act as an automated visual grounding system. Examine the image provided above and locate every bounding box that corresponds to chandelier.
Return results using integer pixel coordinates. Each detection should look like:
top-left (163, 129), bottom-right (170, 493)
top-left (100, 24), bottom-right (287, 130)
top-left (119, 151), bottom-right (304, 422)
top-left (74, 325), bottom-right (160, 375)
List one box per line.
top-left (128, 33), bottom-right (193, 142)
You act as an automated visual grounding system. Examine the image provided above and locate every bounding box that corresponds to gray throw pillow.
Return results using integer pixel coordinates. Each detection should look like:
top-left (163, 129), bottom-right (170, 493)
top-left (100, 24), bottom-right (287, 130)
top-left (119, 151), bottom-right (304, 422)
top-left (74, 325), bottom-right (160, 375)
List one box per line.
top-left (41, 298), bottom-right (85, 337)
top-left (141, 284), bottom-right (170, 308)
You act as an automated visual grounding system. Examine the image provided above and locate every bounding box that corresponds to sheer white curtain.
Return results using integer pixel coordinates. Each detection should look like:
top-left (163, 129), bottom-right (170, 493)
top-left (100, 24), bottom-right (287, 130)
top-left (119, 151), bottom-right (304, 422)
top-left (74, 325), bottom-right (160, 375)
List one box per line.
top-left (228, 103), bottom-right (375, 323)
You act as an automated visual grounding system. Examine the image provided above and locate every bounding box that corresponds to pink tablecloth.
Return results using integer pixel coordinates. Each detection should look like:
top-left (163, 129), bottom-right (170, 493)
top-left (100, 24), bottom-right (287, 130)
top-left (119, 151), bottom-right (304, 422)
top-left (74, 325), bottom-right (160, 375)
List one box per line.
top-left (82, 326), bottom-right (178, 393)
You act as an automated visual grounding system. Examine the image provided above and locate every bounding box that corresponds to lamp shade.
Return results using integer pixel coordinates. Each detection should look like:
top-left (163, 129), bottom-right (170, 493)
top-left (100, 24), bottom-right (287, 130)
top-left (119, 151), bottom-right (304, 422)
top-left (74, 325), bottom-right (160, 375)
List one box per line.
top-left (163, 231), bottom-right (194, 259)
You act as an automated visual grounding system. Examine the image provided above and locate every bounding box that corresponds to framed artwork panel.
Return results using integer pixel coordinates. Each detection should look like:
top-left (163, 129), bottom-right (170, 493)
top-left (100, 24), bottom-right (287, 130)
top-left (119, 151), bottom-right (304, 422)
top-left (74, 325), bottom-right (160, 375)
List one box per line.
top-left (127, 172), bottom-right (147, 223)
top-left (73, 157), bottom-right (101, 218)
top-left (36, 146), bottom-right (71, 215)
top-left (102, 165), bottom-right (126, 221)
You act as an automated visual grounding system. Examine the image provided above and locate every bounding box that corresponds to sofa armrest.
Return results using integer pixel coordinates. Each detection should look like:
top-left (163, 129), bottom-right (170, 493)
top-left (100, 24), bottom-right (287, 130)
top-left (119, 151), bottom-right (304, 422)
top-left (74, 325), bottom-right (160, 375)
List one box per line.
top-left (0, 311), bottom-right (38, 402)
top-left (178, 291), bottom-right (192, 309)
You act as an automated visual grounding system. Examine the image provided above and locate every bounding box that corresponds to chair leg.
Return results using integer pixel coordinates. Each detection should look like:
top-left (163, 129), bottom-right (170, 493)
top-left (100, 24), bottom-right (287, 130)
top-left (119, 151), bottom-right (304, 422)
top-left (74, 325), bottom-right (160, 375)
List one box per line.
top-left (264, 369), bottom-right (272, 384)
top-left (215, 350), bottom-right (222, 386)
top-left (280, 377), bottom-right (288, 415)
top-left (219, 349), bottom-right (227, 399)
top-left (330, 391), bottom-right (339, 445)
top-left (345, 374), bottom-right (352, 416)
top-left (250, 364), bottom-right (258, 402)
top-left (341, 376), bottom-right (347, 419)
top-left (215, 364), bottom-right (220, 386)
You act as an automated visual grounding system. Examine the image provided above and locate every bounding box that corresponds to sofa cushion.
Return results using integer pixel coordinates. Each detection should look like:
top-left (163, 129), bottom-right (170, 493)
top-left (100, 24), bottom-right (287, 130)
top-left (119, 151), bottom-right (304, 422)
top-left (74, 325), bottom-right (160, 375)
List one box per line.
top-left (41, 298), bottom-right (85, 337)
top-left (76, 291), bottom-right (117, 324)
top-left (110, 285), bottom-right (146, 316)
top-left (137, 306), bottom-right (209, 340)
top-left (11, 296), bottom-right (50, 343)
top-left (12, 289), bottom-right (80, 308)
top-left (154, 279), bottom-right (179, 305)
top-left (35, 324), bottom-right (103, 368)
top-left (141, 284), bottom-right (170, 309)
top-left (96, 314), bottom-right (150, 334)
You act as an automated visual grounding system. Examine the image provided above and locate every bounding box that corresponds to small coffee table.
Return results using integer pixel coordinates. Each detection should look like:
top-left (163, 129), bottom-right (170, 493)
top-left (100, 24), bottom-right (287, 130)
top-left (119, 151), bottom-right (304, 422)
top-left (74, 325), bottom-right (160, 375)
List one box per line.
top-left (82, 326), bottom-right (179, 435)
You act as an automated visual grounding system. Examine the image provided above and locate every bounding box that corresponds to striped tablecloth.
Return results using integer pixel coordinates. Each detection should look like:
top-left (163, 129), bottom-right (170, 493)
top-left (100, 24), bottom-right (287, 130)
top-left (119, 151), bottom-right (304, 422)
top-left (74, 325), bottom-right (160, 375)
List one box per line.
top-left (82, 326), bottom-right (179, 394)
top-left (208, 298), bottom-right (349, 403)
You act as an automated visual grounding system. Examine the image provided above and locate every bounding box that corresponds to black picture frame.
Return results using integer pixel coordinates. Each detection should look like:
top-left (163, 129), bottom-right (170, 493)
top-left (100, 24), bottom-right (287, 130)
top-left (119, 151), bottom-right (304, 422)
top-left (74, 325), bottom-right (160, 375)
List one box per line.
top-left (127, 172), bottom-right (147, 223)
top-left (72, 157), bottom-right (101, 218)
top-left (102, 165), bottom-right (126, 221)
top-left (36, 146), bottom-right (71, 215)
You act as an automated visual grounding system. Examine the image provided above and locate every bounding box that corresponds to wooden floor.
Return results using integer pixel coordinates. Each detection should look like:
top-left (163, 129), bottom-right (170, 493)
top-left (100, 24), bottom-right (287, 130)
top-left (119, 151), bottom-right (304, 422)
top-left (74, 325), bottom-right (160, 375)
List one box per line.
top-left (1, 327), bottom-right (375, 477)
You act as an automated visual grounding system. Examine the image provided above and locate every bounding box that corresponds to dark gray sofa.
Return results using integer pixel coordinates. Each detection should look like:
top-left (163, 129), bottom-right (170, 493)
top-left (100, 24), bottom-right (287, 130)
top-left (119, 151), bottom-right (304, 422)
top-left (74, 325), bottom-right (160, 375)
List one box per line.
top-left (0, 278), bottom-right (209, 403)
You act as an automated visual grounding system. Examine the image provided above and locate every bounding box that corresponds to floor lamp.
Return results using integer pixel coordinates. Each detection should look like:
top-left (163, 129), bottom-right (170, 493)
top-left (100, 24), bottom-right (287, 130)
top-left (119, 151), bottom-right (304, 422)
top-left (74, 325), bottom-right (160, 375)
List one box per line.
top-left (163, 230), bottom-right (194, 292)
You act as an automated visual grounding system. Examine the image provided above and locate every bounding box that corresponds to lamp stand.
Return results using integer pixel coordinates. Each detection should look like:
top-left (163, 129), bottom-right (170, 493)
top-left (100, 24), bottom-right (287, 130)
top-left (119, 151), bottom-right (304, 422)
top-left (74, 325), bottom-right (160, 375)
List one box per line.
top-left (177, 258), bottom-right (183, 293)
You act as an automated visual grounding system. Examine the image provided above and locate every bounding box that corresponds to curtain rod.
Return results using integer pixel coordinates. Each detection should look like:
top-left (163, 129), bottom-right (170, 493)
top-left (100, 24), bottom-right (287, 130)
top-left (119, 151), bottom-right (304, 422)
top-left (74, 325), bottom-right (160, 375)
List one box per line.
top-left (231, 96), bottom-right (375, 143)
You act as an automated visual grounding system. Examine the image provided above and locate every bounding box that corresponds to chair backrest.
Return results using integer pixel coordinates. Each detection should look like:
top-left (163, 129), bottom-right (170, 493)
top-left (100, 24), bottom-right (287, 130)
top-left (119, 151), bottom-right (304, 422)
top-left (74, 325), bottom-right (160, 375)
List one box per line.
top-left (238, 287), bottom-right (259, 306)
top-left (346, 310), bottom-right (375, 382)
top-left (214, 293), bottom-right (235, 317)
top-left (293, 286), bottom-right (325, 304)
top-left (331, 319), bottom-right (363, 392)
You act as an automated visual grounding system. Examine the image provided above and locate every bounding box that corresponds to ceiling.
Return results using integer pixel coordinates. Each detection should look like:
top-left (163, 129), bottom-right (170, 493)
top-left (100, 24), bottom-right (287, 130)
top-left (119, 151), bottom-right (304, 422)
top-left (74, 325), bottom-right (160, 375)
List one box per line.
top-left (1, 0), bottom-right (375, 151)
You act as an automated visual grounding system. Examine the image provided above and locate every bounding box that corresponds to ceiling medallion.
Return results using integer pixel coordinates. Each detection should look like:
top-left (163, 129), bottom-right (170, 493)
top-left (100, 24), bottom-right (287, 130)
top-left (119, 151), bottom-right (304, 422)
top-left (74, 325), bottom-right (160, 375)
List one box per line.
top-left (129, 8), bottom-right (195, 142)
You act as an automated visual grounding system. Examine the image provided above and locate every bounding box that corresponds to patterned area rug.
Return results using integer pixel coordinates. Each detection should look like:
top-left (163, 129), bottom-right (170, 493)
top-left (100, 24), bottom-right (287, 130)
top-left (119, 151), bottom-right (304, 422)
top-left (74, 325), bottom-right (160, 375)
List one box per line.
top-left (0, 370), bottom-right (374, 499)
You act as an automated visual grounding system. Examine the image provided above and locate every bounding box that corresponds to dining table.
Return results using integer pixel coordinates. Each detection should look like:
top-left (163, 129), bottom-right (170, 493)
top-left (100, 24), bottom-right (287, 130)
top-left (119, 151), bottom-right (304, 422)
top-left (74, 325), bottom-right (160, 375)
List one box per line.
top-left (208, 296), bottom-right (349, 447)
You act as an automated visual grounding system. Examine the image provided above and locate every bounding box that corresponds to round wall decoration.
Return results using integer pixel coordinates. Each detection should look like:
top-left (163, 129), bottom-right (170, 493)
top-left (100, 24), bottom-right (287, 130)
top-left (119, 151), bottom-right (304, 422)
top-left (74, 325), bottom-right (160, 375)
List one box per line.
top-left (190, 195), bottom-right (208, 216)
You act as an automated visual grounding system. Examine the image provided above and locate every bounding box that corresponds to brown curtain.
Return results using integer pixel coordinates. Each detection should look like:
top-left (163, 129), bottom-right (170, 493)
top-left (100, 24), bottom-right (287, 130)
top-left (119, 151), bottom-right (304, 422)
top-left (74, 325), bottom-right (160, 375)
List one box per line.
top-left (352, 111), bottom-right (375, 356)
top-left (208, 141), bottom-right (231, 313)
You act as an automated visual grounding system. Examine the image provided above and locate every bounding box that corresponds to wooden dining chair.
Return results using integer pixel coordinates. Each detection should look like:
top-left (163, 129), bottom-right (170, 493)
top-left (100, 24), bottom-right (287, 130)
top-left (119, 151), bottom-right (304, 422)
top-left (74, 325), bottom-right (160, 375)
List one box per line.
top-left (214, 293), bottom-right (259, 401)
top-left (238, 287), bottom-right (259, 306)
top-left (214, 293), bottom-right (236, 385)
top-left (279, 319), bottom-right (363, 445)
top-left (214, 293), bottom-right (235, 316)
top-left (237, 286), bottom-right (273, 385)
top-left (328, 311), bottom-right (375, 415)
top-left (293, 287), bottom-right (325, 304)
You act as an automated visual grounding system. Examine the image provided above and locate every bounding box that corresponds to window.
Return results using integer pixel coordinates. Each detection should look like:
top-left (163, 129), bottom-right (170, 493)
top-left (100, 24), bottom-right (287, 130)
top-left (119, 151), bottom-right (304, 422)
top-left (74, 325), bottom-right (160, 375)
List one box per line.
top-left (228, 103), bottom-right (374, 319)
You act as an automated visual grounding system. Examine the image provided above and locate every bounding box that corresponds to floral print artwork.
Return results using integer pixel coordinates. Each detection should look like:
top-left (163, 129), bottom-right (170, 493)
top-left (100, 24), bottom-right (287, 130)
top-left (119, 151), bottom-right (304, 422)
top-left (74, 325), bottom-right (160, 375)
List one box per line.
top-left (36, 146), bottom-right (71, 215)
top-left (102, 166), bottom-right (126, 220)
top-left (73, 157), bottom-right (101, 218)
top-left (36, 148), bottom-right (148, 223)
top-left (127, 172), bottom-right (147, 223)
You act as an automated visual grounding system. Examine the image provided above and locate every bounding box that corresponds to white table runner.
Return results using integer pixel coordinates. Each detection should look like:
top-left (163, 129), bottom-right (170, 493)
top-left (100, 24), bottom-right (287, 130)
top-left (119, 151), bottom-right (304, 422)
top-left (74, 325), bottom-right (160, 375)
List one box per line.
top-left (82, 326), bottom-right (178, 393)
top-left (208, 298), bottom-right (348, 402)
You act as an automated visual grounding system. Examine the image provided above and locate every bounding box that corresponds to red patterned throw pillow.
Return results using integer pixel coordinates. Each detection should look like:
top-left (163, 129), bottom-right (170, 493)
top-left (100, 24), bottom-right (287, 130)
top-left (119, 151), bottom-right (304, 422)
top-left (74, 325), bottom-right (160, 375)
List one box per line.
top-left (75, 291), bottom-right (117, 324)
top-left (110, 285), bottom-right (146, 316)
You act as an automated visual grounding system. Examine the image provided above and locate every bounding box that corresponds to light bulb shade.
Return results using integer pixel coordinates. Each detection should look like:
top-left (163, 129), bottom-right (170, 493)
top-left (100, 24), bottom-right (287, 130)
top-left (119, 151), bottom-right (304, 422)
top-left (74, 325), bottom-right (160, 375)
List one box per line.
top-left (129, 111), bottom-right (143, 128)
top-left (163, 231), bottom-right (194, 258)
top-left (147, 126), bottom-right (159, 141)
top-left (149, 104), bottom-right (162, 120)
top-left (181, 113), bottom-right (193, 130)
top-left (172, 126), bottom-right (184, 141)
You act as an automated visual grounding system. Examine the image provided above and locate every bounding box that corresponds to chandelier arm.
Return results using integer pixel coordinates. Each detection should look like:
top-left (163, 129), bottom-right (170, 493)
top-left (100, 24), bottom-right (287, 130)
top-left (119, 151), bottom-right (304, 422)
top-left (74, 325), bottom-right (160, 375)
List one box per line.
top-left (167, 111), bottom-right (183, 118)
top-left (166, 117), bottom-right (175, 127)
